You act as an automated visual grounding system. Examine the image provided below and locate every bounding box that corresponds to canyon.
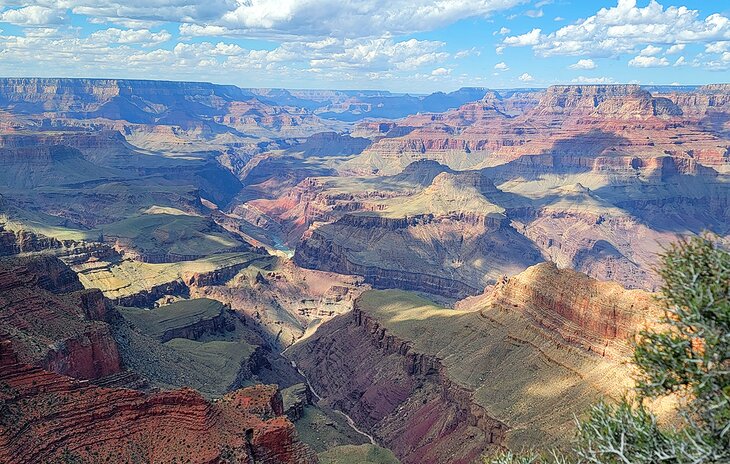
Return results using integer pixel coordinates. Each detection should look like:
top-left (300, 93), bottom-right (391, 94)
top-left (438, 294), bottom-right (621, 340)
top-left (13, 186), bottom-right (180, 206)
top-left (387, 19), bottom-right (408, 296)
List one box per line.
top-left (0, 78), bottom-right (728, 463)
top-left (288, 263), bottom-right (660, 463)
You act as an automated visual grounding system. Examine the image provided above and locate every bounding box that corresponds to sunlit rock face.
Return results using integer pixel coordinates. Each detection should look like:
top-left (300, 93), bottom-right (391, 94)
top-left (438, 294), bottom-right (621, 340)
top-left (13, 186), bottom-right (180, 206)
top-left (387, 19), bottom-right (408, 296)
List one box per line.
top-left (289, 264), bottom-right (659, 462)
top-left (0, 341), bottom-right (316, 464)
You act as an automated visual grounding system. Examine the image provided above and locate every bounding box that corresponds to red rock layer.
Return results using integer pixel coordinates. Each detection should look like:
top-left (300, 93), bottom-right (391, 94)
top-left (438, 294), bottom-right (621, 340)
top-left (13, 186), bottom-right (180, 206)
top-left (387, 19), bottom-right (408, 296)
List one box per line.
top-left (485, 262), bottom-right (658, 357)
top-left (0, 341), bottom-right (316, 464)
top-left (289, 309), bottom-right (506, 464)
top-left (348, 84), bottom-right (730, 174)
top-left (0, 255), bottom-right (122, 379)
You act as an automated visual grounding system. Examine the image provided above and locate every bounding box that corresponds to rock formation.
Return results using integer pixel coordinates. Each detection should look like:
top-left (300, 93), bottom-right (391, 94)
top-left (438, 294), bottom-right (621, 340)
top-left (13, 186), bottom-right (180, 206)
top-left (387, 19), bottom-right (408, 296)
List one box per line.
top-left (0, 341), bottom-right (316, 464)
top-left (288, 264), bottom-right (660, 462)
top-left (294, 170), bottom-right (543, 298)
top-left (0, 254), bottom-right (121, 380)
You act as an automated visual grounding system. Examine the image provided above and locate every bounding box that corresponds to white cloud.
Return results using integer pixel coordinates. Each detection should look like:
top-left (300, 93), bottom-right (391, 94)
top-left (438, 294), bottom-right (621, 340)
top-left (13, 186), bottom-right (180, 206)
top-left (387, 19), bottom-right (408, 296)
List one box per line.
top-left (307, 37), bottom-right (448, 71)
top-left (56, 0), bottom-right (527, 39)
top-left (666, 43), bottom-right (685, 54)
top-left (502, 0), bottom-right (730, 59)
top-left (673, 56), bottom-right (686, 66)
top-left (90, 28), bottom-right (172, 46)
top-left (569, 58), bottom-right (597, 69)
top-left (495, 26), bottom-right (511, 35)
top-left (518, 72), bottom-right (534, 82)
top-left (0, 6), bottom-right (65, 25)
top-left (494, 61), bottom-right (509, 71)
top-left (554, 16), bottom-right (565, 21)
top-left (628, 55), bottom-right (670, 67)
top-left (503, 28), bottom-right (542, 46)
top-left (706, 41), bottom-right (730, 53)
top-left (431, 67), bottom-right (451, 76)
top-left (525, 9), bottom-right (543, 18)
top-left (178, 23), bottom-right (231, 37)
top-left (639, 45), bottom-right (662, 56)
top-left (0, 0), bottom-right (535, 42)
top-left (571, 76), bottom-right (616, 84)
top-left (455, 47), bottom-right (480, 58)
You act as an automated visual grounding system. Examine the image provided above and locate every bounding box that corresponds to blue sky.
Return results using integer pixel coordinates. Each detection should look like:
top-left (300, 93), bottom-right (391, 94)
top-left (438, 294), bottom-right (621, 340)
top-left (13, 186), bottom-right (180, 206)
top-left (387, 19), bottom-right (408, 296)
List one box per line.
top-left (0, 1), bottom-right (728, 92)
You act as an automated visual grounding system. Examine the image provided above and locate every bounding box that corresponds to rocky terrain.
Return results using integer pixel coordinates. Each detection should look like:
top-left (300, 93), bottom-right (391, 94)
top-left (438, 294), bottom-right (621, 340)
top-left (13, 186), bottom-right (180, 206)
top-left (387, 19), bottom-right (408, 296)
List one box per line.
top-left (294, 170), bottom-right (542, 298)
top-left (0, 340), bottom-right (316, 464)
top-left (247, 84), bottom-right (730, 294)
top-left (1, 78), bottom-right (729, 463)
top-left (288, 263), bottom-right (661, 463)
top-left (0, 254), bottom-right (121, 380)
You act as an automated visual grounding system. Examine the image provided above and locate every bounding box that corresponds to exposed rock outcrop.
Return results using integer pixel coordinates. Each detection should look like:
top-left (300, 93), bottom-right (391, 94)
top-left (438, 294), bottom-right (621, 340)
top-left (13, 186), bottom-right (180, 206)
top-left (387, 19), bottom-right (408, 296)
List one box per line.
top-left (0, 341), bottom-right (316, 464)
top-left (0, 254), bottom-right (121, 380)
top-left (289, 304), bottom-right (506, 464)
top-left (289, 266), bottom-right (660, 460)
top-left (294, 170), bottom-right (543, 298)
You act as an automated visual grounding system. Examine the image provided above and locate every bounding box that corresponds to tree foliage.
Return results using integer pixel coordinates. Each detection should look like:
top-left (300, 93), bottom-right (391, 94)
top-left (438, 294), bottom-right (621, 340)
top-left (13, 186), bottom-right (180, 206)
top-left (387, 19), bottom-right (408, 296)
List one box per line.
top-left (487, 236), bottom-right (730, 464)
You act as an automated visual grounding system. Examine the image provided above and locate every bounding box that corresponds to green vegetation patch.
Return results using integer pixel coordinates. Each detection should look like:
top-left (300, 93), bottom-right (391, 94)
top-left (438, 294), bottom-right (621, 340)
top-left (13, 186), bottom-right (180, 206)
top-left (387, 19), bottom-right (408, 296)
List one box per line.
top-left (353, 289), bottom-right (637, 450)
top-left (98, 213), bottom-right (245, 257)
top-left (318, 444), bottom-right (401, 464)
top-left (163, 338), bottom-right (256, 384)
top-left (118, 298), bottom-right (224, 339)
top-left (294, 404), bottom-right (370, 453)
top-left (76, 252), bottom-right (273, 299)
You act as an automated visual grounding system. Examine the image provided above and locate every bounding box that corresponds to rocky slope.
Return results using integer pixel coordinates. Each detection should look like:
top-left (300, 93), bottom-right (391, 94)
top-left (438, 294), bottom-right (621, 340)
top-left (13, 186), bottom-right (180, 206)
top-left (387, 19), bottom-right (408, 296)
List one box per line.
top-left (294, 170), bottom-right (542, 299)
top-left (0, 77), bottom-right (338, 138)
top-left (0, 254), bottom-right (121, 380)
top-left (284, 85), bottom-right (730, 292)
top-left (0, 340), bottom-right (316, 464)
top-left (288, 263), bottom-right (660, 462)
top-left (344, 84), bottom-right (730, 175)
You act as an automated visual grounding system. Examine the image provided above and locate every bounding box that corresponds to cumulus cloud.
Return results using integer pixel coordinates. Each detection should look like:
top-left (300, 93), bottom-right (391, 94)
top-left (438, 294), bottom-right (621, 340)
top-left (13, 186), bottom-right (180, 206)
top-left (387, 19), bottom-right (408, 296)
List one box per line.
top-left (494, 61), bottom-right (509, 71)
top-left (431, 67), bottom-right (451, 76)
top-left (706, 41), bottom-right (730, 53)
top-left (307, 37), bottom-right (448, 71)
top-left (178, 23), bottom-right (231, 37)
top-left (38, 0), bottom-right (527, 38)
top-left (495, 26), bottom-right (511, 35)
top-left (0, 5), bottom-right (65, 25)
top-left (628, 55), bottom-right (670, 67)
top-left (666, 43), bottom-right (685, 54)
top-left (639, 45), bottom-right (662, 56)
top-left (518, 72), bottom-right (534, 82)
top-left (569, 58), bottom-right (597, 69)
top-left (0, 24), bottom-right (455, 88)
top-left (90, 28), bottom-right (172, 46)
top-left (503, 28), bottom-right (541, 46)
top-left (502, 0), bottom-right (730, 59)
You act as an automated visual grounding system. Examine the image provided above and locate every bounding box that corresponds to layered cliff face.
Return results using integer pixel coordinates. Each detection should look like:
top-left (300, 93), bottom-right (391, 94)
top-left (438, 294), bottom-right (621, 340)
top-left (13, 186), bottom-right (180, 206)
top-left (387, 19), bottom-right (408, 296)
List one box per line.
top-left (0, 77), bottom-right (337, 138)
top-left (344, 84), bottom-right (729, 176)
top-left (241, 160), bottom-right (447, 247)
top-left (0, 341), bottom-right (316, 464)
top-left (529, 84), bottom-right (682, 119)
top-left (0, 254), bottom-right (121, 380)
top-left (485, 261), bottom-right (657, 357)
top-left (295, 170), bottom-right (543, 299)
top-left (289, 265), bottom-right (660, 462)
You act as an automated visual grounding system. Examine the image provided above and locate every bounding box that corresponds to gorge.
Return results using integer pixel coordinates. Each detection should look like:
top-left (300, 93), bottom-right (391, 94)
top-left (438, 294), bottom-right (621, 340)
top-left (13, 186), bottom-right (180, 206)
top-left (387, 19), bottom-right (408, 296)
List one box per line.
top-left (0, 78), bottom-right (728, 463)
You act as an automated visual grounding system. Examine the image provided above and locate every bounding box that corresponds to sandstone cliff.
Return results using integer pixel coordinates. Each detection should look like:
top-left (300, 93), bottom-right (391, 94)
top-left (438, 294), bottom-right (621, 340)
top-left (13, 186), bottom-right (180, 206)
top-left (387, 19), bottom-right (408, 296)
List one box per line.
top-left (289, 266), bottom-right (660, 461)
top-left (294, 170), bottom-right (543, 298)
top-left (0, 254), bottom-right (122, 380)
top-left (0, 341), bottom-right (316, 464)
